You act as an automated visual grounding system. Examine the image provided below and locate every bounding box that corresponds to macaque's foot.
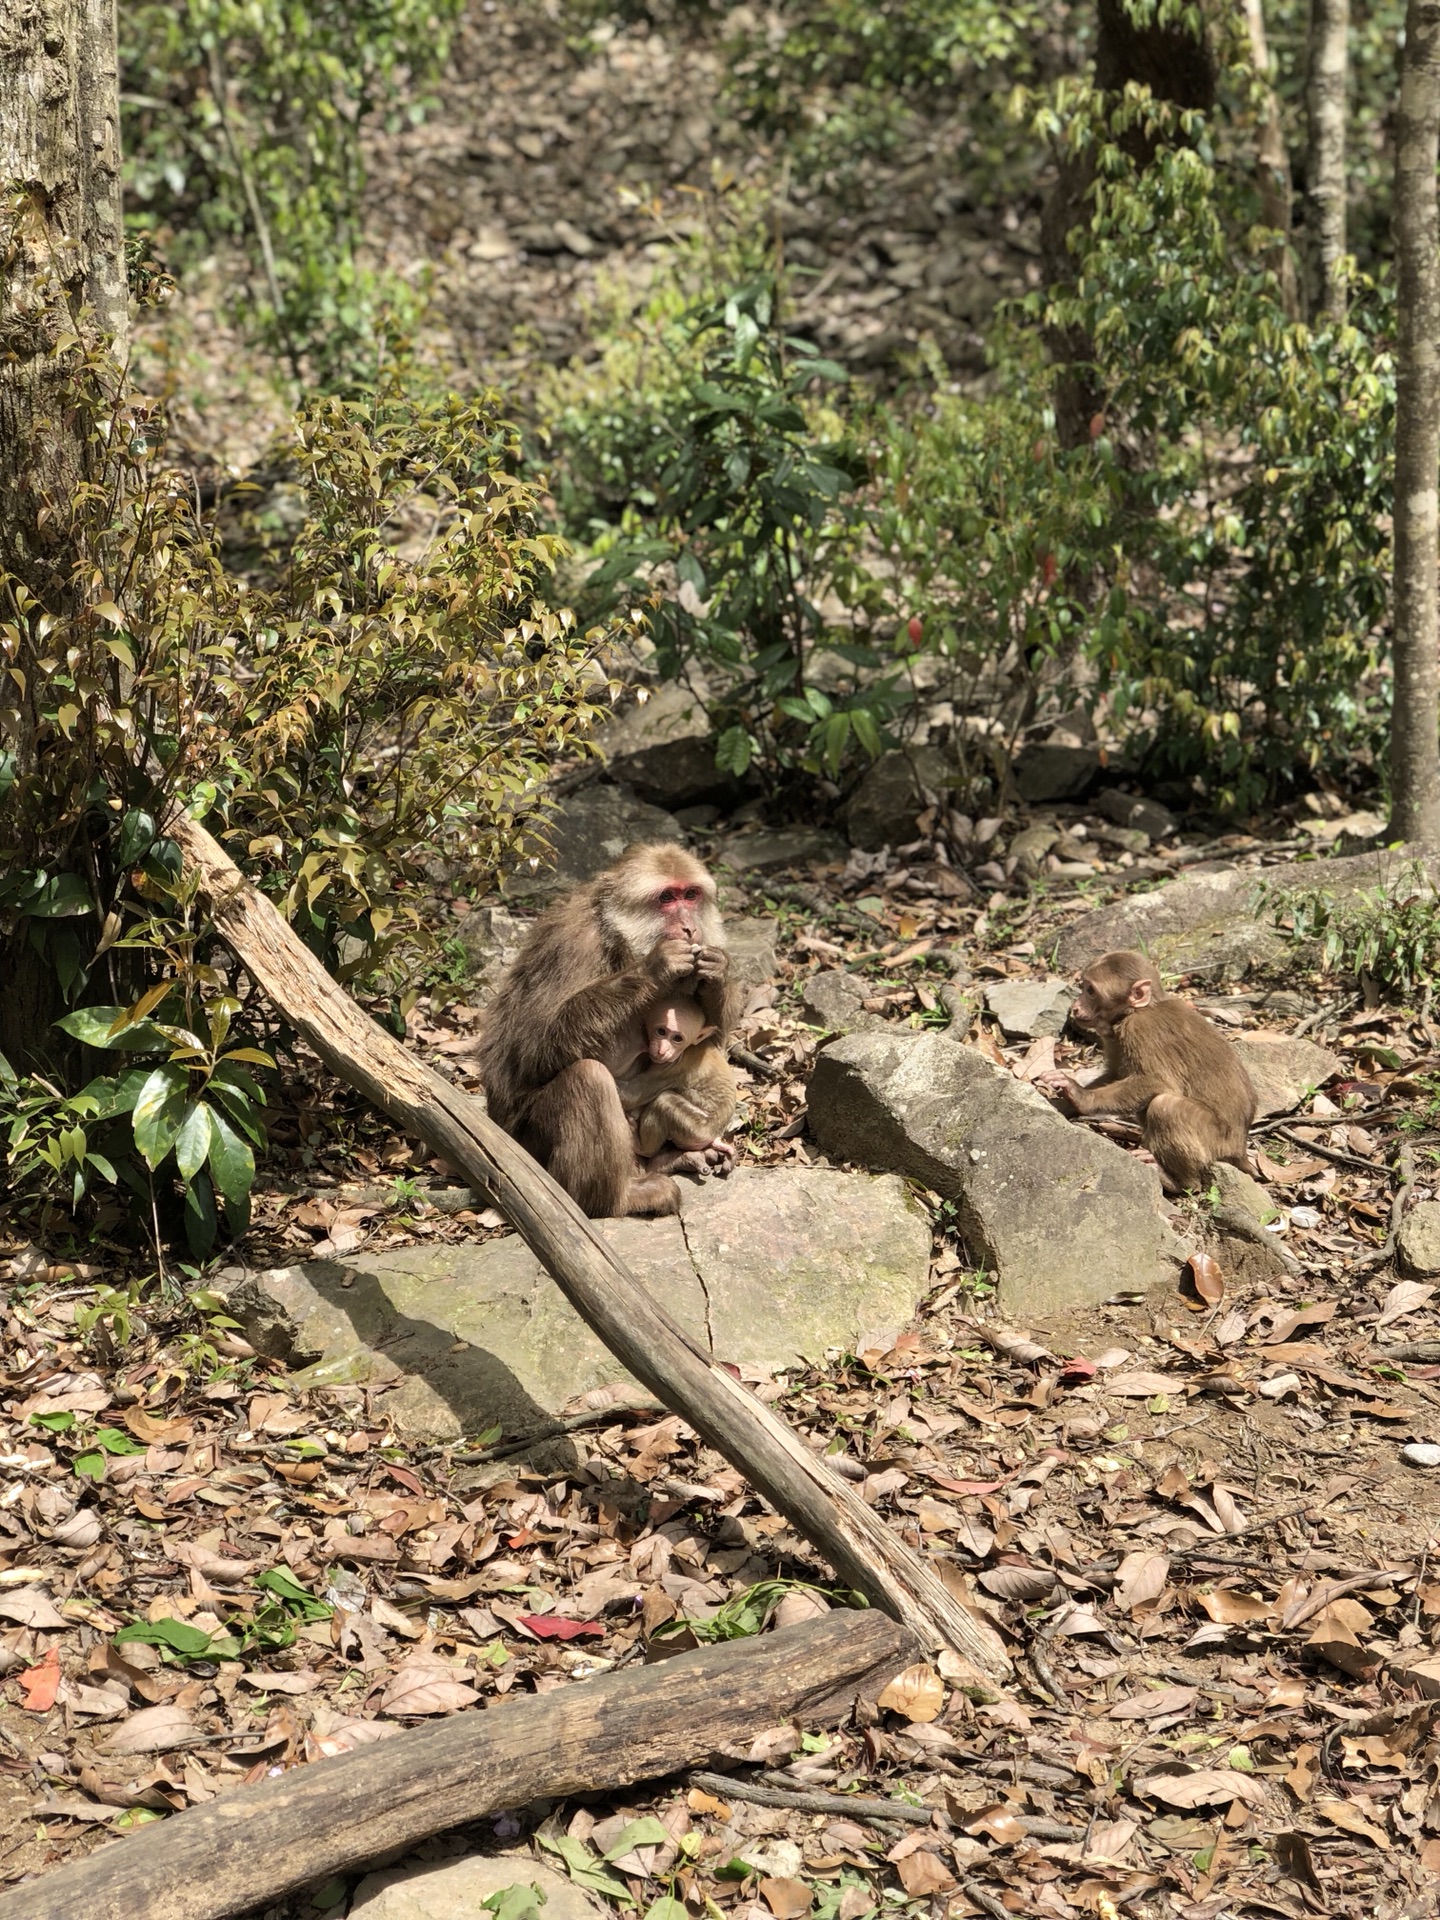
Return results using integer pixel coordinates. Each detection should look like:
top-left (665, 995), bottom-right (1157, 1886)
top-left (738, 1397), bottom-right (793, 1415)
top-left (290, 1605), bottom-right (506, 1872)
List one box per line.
top-left (647, 1140), bottom-right (735, 1180)
top-left (1130, 1147), bottom-right (1159, 1166)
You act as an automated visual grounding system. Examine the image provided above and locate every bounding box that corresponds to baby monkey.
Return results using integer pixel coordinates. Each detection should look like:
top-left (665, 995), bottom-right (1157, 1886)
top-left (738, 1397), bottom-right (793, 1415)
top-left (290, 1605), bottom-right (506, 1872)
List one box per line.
top-left (607, 993), bottom-right (738, 1177)
top-left (1038, 949), bottom-right (1256, 1190)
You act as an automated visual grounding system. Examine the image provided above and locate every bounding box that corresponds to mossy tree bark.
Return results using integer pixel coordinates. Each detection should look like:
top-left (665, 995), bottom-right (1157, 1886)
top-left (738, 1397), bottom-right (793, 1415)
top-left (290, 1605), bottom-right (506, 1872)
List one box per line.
top-left (1303, 0), bottom-right (1350, 318)
top-left (0, 0), bottom-right (127, 1071)
top-left (1391, 0), bottom-right (1440, 847)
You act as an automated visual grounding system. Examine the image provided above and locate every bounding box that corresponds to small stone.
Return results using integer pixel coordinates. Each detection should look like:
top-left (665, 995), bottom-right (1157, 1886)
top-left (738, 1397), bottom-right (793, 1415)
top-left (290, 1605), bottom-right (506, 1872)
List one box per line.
top-left (1008, 824), bottom-right (1059, 877)
top-left (1402, 1443), bottom-right (1440, 1469)
top-left (597, 679), bottom-right (735, 808)
top-left (1259, 990), bottom-right (1310, 1018)
top-left (983, 976), bottom-right (1073, 1040)
top-left (1399, 1201), bottom-right (1440, 1277)
top-left (1096, 789), bottom-right (1176, 840)
top-left (1209, 1162), bottom-right (1276, 1225)
top-left (719, 827), bottom-right (847, 872)
top-left (1092, 823), bottom-right (1151, 855)
top-left (800, 971), bottom-right (889, 1035)
top-left (1228, 1033), bottom-right (1342, 1118)
top-left (468, 226), bottom-right (514, 261)
top-left (353, 1855), bottom-right (605, 1920)
top-left (552, 219), bottom-right (595, 256)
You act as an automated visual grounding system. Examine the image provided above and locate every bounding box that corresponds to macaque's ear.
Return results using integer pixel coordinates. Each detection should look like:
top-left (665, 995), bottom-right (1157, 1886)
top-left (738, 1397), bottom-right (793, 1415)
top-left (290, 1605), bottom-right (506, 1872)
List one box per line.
top-left (1127, 978), bottom-right (1154, 1009)
top-left (696, 1024), bottom-right (718, 1044)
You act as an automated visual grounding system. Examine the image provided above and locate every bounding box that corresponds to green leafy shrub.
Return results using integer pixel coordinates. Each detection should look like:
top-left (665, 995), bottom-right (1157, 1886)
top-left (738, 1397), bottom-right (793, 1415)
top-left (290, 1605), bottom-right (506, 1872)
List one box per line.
top-left (1268, 863), bottom-right (1440, 998)
top-left (0, 329), bottom-right (618, 1243)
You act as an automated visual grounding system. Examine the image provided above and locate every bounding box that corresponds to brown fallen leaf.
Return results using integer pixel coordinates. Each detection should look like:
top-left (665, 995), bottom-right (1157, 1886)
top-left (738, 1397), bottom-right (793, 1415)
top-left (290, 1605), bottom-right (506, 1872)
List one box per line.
top-left (171, 1542), bottom-right (257, 1587)
top-left (1305, 1605), bottom-right (1383, 1679)
top-left (0, 1585), bottom-right (66, 1629)
top-left (1264, 1300), bottom-right (1337, 1344)
top-left (687, 1788), bottom-right (731, 1819)
top-left (1274, 1829), bottom-right (1325, 1895)
top-left (964, 1805), bottom-right (1027, 1844)
top-left (771, 1590), bottom-right (830, 1631)
top-left (1109, 1686), bottom-right (1197, 1720)
top-left (877, 1664), bottom-right (945, 1723)
top-left (760, 1877), bottom-right (814, 1917)
top-left (1377, 1279), bottom-right (1436, 1328)
top-left (1134, 1768), bottom-right (1268, 1809)
top-left (1197, 1588), bottom-right (1272, 1626)
top-left (976, 1564), bottom-right (1056, 1603)
top-left (1114, 1551), bottom-right (1170, 1614)
top-left (309, 1718), bottom-right (402, 1759)
top-left (99, 1704), bottom-right (204, 1755)
top-left (1106, 1371), bottom-right (1182, 1397)
top-left (121, 1409), bottom-right (194, 1445)
top-left (1314, 1796), bottom-right (1391, 1848)
top-left (893, 1848), bottom-right (955, 1896)
top-left (237, 1670), bottom-right (323, 1695)
top-left (377, 1663), bottom-right (479, 1717)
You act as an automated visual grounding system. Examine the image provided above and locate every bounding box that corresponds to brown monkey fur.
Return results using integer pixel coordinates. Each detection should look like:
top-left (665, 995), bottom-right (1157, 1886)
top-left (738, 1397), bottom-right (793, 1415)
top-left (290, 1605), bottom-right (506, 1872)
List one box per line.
top-left (1037, 950), bottom-right (1256, 1190)
top-left (611, 996), bottom-right (738, 1173)
top-left (477, 843), bottom-right (738, 1217)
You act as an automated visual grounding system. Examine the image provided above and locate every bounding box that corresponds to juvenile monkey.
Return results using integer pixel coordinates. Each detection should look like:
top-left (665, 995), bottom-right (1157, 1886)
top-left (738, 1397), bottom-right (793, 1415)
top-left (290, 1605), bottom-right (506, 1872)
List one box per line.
top-left (1037, 949), bottom-right (1256, 1190)
top-left (609, 994), bottom-right (738, 1175)
top-left (477, 843), bottom-right (738, 1217)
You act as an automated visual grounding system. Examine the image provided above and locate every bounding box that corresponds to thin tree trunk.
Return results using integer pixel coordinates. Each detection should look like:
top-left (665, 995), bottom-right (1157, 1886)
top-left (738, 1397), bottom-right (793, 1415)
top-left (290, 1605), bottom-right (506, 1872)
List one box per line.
top-left (1391, 0), bottom-right (1440, 846)
top-left (0, 0), bottom-right (127, 1071)
top-left (1244, 0), bottom-right (1299, 316)
top-left (1304, 0), bottom-right (1350, 318)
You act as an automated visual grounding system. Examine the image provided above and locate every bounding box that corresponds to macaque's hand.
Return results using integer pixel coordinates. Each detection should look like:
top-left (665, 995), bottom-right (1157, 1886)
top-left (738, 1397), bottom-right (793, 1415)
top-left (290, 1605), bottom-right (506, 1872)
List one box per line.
top-left (689, 944), bottom-right (728, 984)
top-left (646, 935), bottom-right (696, 990)
top-left (1035, 1069), bottom-right (1082, 1109)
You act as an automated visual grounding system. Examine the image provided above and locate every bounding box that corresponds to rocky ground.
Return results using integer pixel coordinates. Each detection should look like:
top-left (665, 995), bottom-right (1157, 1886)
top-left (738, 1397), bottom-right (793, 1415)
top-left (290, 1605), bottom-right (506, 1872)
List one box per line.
top-left (6, 750), bottom-right (1440, 1920)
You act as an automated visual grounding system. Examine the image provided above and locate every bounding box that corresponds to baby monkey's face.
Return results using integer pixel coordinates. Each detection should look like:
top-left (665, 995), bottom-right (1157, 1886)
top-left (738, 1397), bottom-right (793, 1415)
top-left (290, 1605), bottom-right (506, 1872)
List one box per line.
top-left (645, 998), bottom-right (711, 1064)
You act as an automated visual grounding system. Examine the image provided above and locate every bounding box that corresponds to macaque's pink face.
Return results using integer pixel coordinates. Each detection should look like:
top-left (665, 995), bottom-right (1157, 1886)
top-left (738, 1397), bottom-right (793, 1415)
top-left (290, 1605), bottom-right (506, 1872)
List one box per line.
top-left (654, 877), bottom-right (706, 944)
top-left (647, 1000), bottom-right (709, 1064)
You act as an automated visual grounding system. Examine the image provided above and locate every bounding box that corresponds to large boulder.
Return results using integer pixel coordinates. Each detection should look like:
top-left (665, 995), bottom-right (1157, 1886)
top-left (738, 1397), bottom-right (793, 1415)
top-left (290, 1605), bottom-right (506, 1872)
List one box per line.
top-left (718, 827), bottom-right (847, 872)
top-left (213, 1169), bottom-right (930, 1443)
top-left (1229, 1031), bottom-right (1342, 1117)
top-left (800, 971), bottom-right (890, 1036)
top-left (1012, 743), bottom-right (1099, 804)
top-left (1054, 849), bottom-right (1417, 982)
top-left (808, 1031), bottom-right (1186, 1316)
top-left (595, 680), bottom-right (734, 808)
top-left (845, 748), bottom-right (956, 852)
top-left (501, 783), bottom-right (681, 903)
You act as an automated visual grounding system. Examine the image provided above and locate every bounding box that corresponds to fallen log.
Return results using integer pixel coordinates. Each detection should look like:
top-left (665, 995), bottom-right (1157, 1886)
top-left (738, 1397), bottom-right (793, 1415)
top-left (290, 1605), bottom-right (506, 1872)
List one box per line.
top-left (169, 812), bottom-right (1010, 1682)
top-left (0, 1612), bottom-right (917, 1920)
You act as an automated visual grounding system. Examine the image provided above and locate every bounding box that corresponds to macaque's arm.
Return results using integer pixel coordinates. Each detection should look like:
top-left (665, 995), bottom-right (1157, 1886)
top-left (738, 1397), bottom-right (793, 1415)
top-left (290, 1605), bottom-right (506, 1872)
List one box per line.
top-left (1056, 1072), bottom-right (1166, 1119)
top-left (636, 1088), bottom-right (729, 1154)
top-left (535, 939), bottom-right (694, 1083)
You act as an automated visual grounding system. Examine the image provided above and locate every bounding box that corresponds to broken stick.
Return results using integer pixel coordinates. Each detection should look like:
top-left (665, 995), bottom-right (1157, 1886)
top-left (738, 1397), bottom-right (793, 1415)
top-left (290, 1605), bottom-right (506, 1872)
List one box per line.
top-left (0, 1612), bottom-right (917, 1920)
top-left (170, 813), bottom-right (1010, 1681)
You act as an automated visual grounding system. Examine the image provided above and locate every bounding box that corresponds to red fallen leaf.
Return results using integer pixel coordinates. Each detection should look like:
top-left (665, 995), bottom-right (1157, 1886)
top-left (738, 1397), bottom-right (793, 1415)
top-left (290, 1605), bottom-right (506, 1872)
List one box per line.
top-left (928, 1476), bottom-right (1005, 1496)
top-left (383, 1463), bottom-right (425, 1497)
top-left (507, 1529), bottom-right (537, 1548)
top-left (517, 1615), bottom-right (604, 1641)
top-left (18, 1647), bottom-right (61, 1712)
top-left (1059, 1357), bottom-right (1099, 1383)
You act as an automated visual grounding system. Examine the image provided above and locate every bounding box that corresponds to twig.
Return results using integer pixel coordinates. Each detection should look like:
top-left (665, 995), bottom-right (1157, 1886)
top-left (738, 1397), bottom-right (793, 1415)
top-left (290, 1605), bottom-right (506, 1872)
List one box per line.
top-left (959, 1878), bottom-right (1012, 1920)
top-left (1375, 1340), bottom-right (1440, 1363)
top-left (687, 1769), bottom-right (932, 1827)
top-left (207, 43), bottom-right (299, 383)
top-left (422, 1402), bottom-right (658, 1466)
top-left (731, 1045), bottom-right (782, 1081)
top-left (1261, 1123), bottom-right (1387, 1174)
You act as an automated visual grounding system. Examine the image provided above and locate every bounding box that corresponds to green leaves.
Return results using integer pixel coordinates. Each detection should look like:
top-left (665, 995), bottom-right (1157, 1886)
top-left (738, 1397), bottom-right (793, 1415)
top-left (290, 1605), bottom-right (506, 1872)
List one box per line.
top-left (132, 1063), bottom-right (190, 1168)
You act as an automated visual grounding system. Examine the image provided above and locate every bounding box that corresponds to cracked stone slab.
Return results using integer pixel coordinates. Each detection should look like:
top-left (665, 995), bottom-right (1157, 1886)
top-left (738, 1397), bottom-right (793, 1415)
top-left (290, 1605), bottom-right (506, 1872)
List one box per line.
top-left (213, 1169), bottom-right (929, 1443)
top-left (808, 1030), bottom-right (1186, 1317)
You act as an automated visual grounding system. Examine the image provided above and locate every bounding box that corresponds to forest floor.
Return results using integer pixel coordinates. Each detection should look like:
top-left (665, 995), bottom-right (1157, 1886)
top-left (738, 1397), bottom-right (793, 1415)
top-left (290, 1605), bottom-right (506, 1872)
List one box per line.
top-left (5, 813), bottom-right (1440, 1920)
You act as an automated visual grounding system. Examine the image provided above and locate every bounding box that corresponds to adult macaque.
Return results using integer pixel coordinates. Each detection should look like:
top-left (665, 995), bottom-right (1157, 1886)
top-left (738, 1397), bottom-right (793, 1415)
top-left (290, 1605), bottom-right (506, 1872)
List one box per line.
top-left (1037, 950), bottom-right (1256, 1190)
top-left (477, 844), bottom-right (737, 1217)
top-left (610, 994), bottom-right (738, 1176)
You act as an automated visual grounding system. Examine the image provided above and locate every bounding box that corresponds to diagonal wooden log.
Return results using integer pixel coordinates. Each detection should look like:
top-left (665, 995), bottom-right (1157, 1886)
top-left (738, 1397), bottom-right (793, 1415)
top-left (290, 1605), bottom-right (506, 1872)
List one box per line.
top-left (0, 1611), bottom-right (919, 1920)
top-left (169, 812), bottom-right (1010, 1682)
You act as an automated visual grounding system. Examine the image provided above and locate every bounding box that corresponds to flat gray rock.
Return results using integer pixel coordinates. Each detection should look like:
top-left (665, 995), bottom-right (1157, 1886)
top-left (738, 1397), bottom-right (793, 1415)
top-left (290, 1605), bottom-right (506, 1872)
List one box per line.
top-left (1055, 850), bottom-right (1422, 982)
top-left (727, 916), bottom-right (779, 998)
top-left (983, 976), bottom-right (1074, 1039)
top-left (501, 784), bottom-right (681, 902)
top-left (1399, 1202), bottom-right (1440, 1278)
top-left (719, 827), bottom-right (847, 872)
top-left (1228, 1031), bottom-right (1341, 1117)
top-left (353, 1855), bottom-right (604, 1920)
top-left (1012, 743), bottom-right (1099, 803)
top-left (214, 1169), bottom-right (930, 1443)
top-left (808, 1031), bottom-right (1185, 1317)
top-left (1096, 790), bottom-right (1175, 840)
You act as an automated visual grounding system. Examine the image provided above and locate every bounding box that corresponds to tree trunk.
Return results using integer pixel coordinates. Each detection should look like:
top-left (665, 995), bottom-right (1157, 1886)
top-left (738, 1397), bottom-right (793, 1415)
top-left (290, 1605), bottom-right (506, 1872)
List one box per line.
top-left (1303, 0), bottom-right (1350, 318)
top-left (1040, 0), bottom-right (1218, 447)
top-left (1244, 0), bottom-right (1299, 316)
top-left (1391, 0), bottom-right (1440, 846)
top-left (169, 810), bottom-right (1013, 1683)
top-left (0, 0), bottom-right (127, 1072)
top-left (0, 1611), bottom-right (918, 1920)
